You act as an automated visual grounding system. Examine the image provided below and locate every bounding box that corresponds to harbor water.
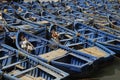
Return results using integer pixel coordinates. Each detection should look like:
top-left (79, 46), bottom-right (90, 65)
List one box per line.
top-left (77, 57), bottom-right (120, 80)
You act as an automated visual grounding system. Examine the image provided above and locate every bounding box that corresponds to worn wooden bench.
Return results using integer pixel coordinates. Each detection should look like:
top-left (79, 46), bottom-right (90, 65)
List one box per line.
top-left (78, 46), bottom-right (107, 58)
top-left (39, 49), bottom-right (67, 62)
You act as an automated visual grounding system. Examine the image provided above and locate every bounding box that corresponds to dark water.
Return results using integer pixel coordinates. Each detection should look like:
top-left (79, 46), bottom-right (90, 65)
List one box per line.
top-left (77, 57), bottom-right (120, 80)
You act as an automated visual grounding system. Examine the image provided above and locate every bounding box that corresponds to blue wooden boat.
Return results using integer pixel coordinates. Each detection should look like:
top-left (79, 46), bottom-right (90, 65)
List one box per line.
top-left (73, 22), bottom-right (120, 54)
top-left (59, 35), bottom-right (115, 57)
top-left (25, 1), bottom-right (43, 14)
top-left (14, 2), bottom-right (52, 17)
top-left (21, 12), bottom-right (50, 25)
top-left (11, 2), bottom-right (28, 16)
top-left (23, 2), bottom-right (56, 19)
top-left (10, 2), bottom-right (57, 26)
top-left (73, 22), bottom-right (118, 39)
top-left (0, 44), bottom-right (69, 80)
top-left (97, 39), bottom-right (120, 56)
top-left (93, 25), bottom-right (120, 37)
top-left (36, 24), bottom-right (76, 43)
top-left (41, 1), bottom-right (53, 9)
top-left (45, 26), bottom-right (115, 67)
top-left (50, 37), bottom-right (115, 77)
top-left (108, 15), bottom-right (120, 30)
top-left (82, 15), bottom-right (120, 37)
top-left (19, 2), bottom-right (33, 11)
top-left (15, 30), bottom-right (101, 77)
top-left (1, 5), bottom-right (15, 16)
top-left (39, 2), bottom-right (74, 25)
top-left (19, 1), bottom-right (72, 26)
top-left (42, 3), bottom-right (63, 15)
top-left (2, 13), bottom-right (43, 34)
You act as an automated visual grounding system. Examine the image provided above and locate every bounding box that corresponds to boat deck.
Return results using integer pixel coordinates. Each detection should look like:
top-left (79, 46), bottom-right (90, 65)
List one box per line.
top-left (78, 46), bottom-right (107, 58)
top-left (39, 49), bottom-right (67, 62)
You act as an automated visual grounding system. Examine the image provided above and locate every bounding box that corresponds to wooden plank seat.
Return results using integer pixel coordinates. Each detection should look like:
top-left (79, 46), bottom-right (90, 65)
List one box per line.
top-left (20, 75), bottom-right (35, 80)
top-left (20, 75), bottom-right (45, 80)
top-left (78, 46), bottom-right (107, 58)
top-left (37, 65), bottom-right (61, 78)
top-left (15, 65), bottom-right (25, 70)
top-left (36, 21), bottom-right (49, 24)
top-left (9, 70), bottom-right (20, 75)
top-left (65, 34), bottom-right (73, 39)
top-left (15, 25), bottom-right (32, 29)
top-left (11, 71), bottom-right (45, 80)
top-left (39, 49), bottom-right (67, 62)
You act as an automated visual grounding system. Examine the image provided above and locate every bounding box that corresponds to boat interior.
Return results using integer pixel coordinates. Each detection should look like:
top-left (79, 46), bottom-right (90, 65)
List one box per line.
top-left (51, 53), bottom-right (90, 70)
top-left (2, 59), bottom-right (57, 80)
top-left (106, 40), bottom-right (120, 46)
top-left (63, 37), bottom-right (109, 58)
